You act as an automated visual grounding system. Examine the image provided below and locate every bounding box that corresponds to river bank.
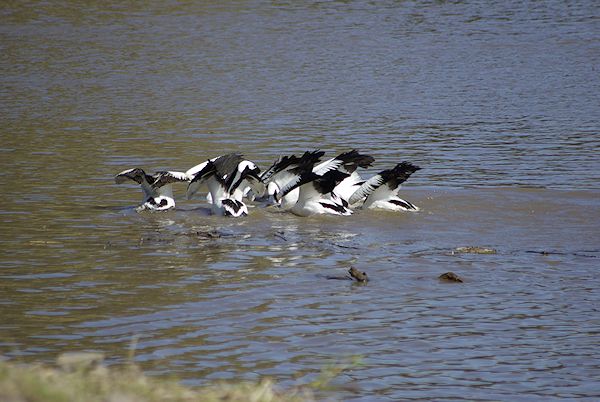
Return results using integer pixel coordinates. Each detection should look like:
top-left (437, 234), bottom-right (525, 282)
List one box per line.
top-left (0, 353), bottom-right (312, 402)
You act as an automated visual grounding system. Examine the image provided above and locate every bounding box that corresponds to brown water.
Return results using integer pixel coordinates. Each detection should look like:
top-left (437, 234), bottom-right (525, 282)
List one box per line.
top-left (2, 1), bottom-right (600, 400)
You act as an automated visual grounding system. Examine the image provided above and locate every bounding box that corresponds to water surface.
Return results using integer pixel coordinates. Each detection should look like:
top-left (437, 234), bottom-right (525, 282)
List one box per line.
top-left (1, 1), bottom-right (600, 400)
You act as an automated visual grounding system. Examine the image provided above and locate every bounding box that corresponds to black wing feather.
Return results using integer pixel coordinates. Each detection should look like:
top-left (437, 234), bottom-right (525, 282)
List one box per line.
top-left (313, 170), bottom-right (350, 194)
top-left (381, 162), bottom-right (421, 191)
top-left (115, 168), bottom-right (153, 185)
top-left (334, 150), bottom-right (375, 173)
top-left (152, 171), bottom-right (188, 188)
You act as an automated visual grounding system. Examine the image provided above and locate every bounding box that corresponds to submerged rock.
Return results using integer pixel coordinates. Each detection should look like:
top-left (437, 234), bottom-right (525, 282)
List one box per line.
top-left (453, 246), bottom-right (497, 255)
top-left (201, 230), bottom-right (221, 239)
top-left (178, 230), bottom-right (222, 239)
top-left (438, 272), bottom-right (464, 283)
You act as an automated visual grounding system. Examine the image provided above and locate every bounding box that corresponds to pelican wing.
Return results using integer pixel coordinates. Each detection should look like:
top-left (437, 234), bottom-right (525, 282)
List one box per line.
top-left (186, 161), bottom-right (216, 199)
top-left (382, 161), bottom-right (421, 191)
top-left (278, 170), bottom-right (318, 200)
top-left (313, 150), bottom-right (374, 176)
top-left (263, 150), bottom-right (324, 184)
top-left (349, 161), bottom-right (421, 205)
top-left (261, 154), bottom-right (301, 182)
top-left (227, 160), bottom-right (261, 194)
top-left (115, 168), bottom-right (152, 185)
top-left (212, 153), bottom-right (244, 188)
top-left (152, 171), bottom-right (189, 188)
top-left (185, 160), bottom-right (210, 178)
top-left (348, 174), bottom-right (386, 205)
top-left (313, 157), bottom-right (343, 176)
top-left (312, 170), bottom-right (350, 195)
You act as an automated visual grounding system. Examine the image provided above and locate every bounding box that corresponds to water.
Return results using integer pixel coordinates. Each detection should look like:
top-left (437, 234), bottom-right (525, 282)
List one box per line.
top-left (1, 1), bottom-right (600, 400)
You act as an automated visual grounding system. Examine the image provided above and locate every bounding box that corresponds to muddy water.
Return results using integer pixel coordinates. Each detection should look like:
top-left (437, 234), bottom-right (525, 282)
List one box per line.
top-left (1, 1), bottom-right (600, 400)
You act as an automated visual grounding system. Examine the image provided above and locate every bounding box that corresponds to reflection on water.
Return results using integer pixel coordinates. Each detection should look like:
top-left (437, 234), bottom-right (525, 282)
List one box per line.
top-left (1, 0), bottom-right (600, 400)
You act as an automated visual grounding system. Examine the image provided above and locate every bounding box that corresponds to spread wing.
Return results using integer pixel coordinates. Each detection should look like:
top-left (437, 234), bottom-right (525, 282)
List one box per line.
top-left (185, 160), bottom-right (211, 178)
top-left (152, 171), bottom-right (189, 188)
top-left (262, 150), bottom-right (324, 184)
top-left (261, 155), bottom-right (301, 182)
top-left (279, 169), bottom-right (349, 200)
top-left (312, 157), bottom-right (343, 176)
top-left (313, 150), bottom-right (374, 176)
top-left (382, 162), bottom-right (421, 191)
top-left (278, 170), bottom-right (318, 200)
top-left (213, 153), bottom-right (244, 188)
top-left (348, 173), bottom-right (386, 205)
top-left (348, 161), bottom-right (421, 205)
top-left (186, 161), bottom-right (216, 199)
top-left (115, 168), bottom-right (152, 185)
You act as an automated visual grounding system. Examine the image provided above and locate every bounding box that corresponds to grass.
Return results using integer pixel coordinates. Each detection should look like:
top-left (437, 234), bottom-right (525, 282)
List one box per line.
top-left (0, 354), bottom-right (314, 402)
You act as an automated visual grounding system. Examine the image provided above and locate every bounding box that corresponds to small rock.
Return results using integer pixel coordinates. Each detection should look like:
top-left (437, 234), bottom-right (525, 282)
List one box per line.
top-left (348, 266), bottom-right (368, 282)
top-left (439, 272), bottom-right (463, 283)
top-left (454, 246), bottom-right (497, 254)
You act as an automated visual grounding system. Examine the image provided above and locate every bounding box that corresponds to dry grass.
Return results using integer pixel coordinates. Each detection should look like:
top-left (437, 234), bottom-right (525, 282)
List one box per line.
top-left (0, 355), bottom-right (313, 402)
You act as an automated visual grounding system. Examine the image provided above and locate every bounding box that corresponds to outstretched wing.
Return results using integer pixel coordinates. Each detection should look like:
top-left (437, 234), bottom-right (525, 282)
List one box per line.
top-left (115, 168), bottom-right (152, 185)
top-left (312, 157), bottom-right (343, 176)
top-left (348, 173), bottom-right (386, 205)
top-left (278, 170), bottom-right (318, 200)
top-left (333, 150), bottom-right (375, 174)
top-left (349, 161), bottom-right (421, 205)
top-left (152, 171), bottom-right (189, 188)
top-left (185, 160), bottom-right (211, 178)
top-left (186, 161), bottom-right (216, 199)
top-left (382, 162), bottom-right (421, 191)
top-left (212, 153), bottom-right (244, 188)
top-left (261, 154), bottom-right (300, 182)
top-left (312, 149), bottom-right (373, 176)
top-left (279, 169), bottom-right (349, 202)
top-left (313, 170), bottom-right (350, 195)
top-left (262, 150), bottom-right (324, 185)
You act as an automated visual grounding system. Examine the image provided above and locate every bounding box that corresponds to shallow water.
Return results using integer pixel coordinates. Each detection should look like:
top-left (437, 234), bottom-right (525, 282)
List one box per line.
top-left (1, 1), bottom-right (600, 400)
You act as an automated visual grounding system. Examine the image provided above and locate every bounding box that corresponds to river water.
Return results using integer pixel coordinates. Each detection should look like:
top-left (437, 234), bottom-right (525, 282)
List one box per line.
top-left (1, 1), bottom-right (600, 400)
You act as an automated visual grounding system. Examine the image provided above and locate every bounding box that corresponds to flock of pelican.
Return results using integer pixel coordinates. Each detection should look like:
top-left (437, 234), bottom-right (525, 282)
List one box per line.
top-left (115, 150), bottom-right (421, 217)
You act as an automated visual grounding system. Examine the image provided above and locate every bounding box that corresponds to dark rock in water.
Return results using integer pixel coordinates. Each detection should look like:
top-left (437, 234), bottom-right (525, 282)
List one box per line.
top-left (324, 267), bottom-right (369, 282)
top-left (179, 230), bottom-right (221, 239)
top-left (439, 272), bottom-right (463, 283)
top-left (202, 230), bottom-right (221, 239)
top-left (348, 266), bottom-right (368, 282)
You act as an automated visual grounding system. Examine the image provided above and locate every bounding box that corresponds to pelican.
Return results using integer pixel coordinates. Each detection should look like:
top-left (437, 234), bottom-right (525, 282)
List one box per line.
top-left (349, 162), bottom-right (421, 211)
top-left (276, 169), bottom-right (352, 216)
top-left (186, 154), bottom-right (264, 216)
top-left (114, 168), bottom-right (188, 211)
